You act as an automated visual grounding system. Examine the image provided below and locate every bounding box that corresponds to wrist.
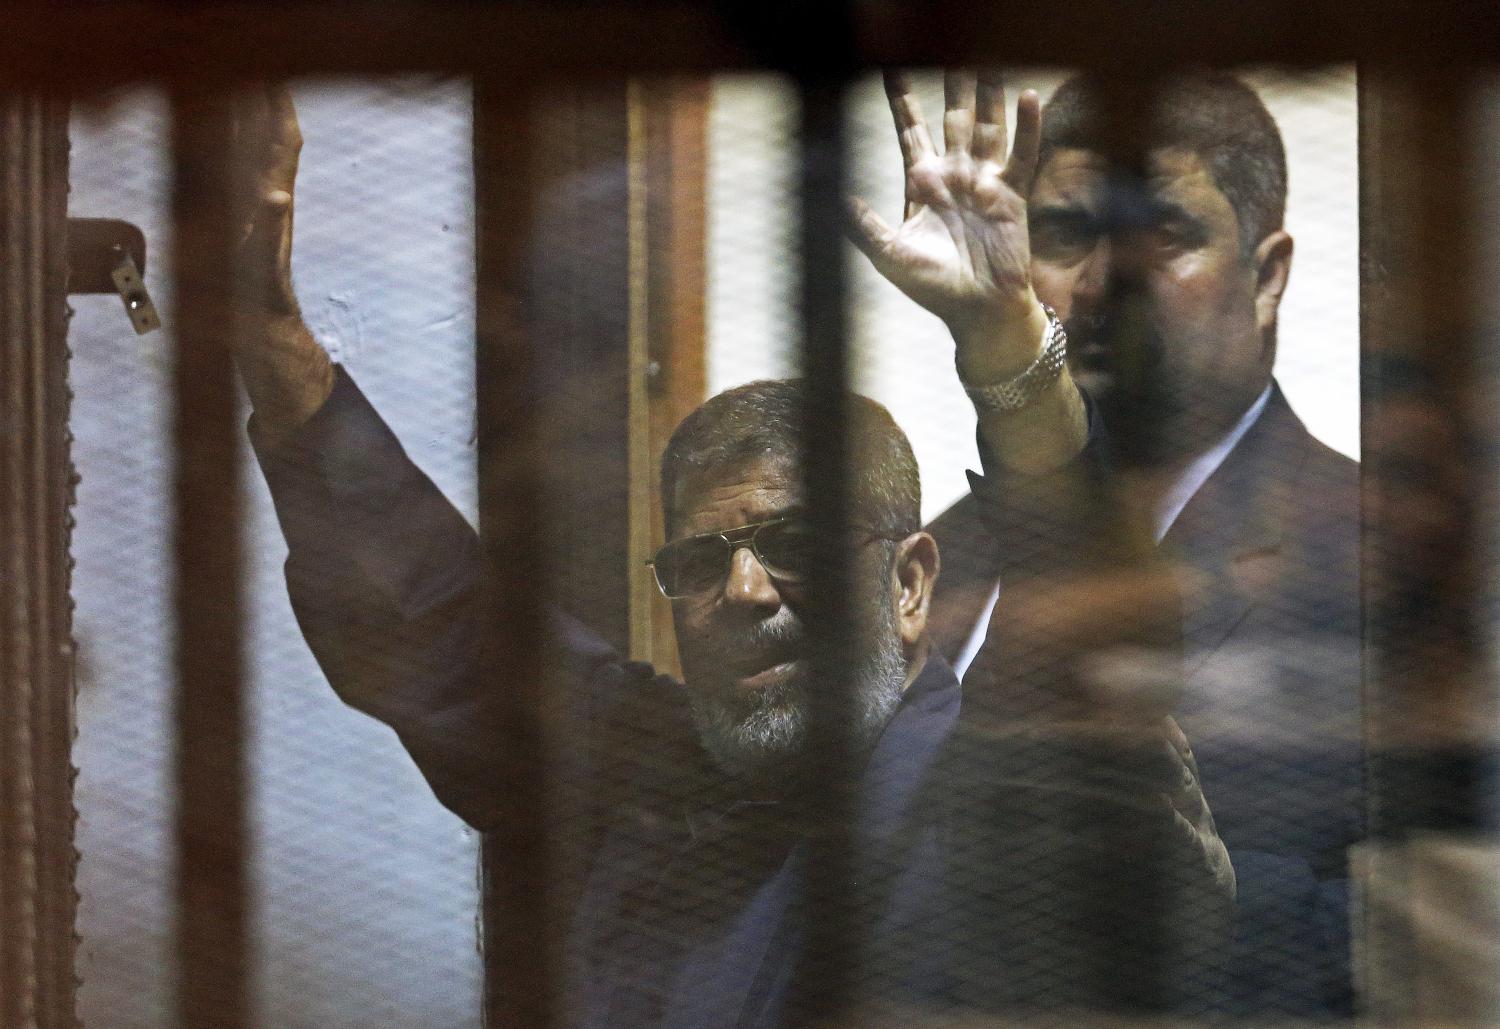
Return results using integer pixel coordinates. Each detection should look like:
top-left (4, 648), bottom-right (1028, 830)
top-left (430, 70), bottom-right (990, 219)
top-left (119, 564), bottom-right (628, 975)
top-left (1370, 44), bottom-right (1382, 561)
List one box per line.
top-left (232, 314), bottom-right (335, 444)
top-left (952, 296), bottom-right (1051, 386)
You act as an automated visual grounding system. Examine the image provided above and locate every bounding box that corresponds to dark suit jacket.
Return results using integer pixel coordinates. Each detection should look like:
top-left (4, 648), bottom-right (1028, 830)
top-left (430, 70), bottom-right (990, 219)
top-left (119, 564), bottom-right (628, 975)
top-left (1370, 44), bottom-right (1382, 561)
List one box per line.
top-left (928, 383), bottom-right (1362, 1018)
top-left (255, 368), bottom-right (1234, 1026)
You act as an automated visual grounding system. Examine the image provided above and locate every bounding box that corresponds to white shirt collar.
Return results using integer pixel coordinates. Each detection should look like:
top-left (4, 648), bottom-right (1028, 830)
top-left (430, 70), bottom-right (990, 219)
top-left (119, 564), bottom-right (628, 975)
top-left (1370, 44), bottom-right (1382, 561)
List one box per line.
top-left (953, 384), bottom-right (1274, 681)
top-left (1151, 384), bottom-right (1273, 542)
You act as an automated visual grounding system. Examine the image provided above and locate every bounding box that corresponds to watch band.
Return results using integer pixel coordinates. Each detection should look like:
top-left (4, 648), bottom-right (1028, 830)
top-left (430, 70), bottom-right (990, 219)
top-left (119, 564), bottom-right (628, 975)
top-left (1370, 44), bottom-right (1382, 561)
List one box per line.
top-left (961, 306), bottom-right (1068, 413)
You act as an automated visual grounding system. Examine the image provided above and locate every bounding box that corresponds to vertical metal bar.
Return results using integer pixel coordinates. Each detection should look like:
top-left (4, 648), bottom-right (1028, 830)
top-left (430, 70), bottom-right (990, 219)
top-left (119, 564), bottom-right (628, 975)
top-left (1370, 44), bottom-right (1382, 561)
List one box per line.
top-left (525, 86), bottom-right (634, 652)
top-left (626, 79), bottom-right (655, 662)
top-left (1355, 80), bottom-right (1400, 1017)
top-left (795, 72), bottom-right (858, 1020)
top-left (1092, 71), bottom-right (1173, 1009)
top-left (1095, 74), bottom-right (1172, 467)
top-left (473, 76), bottom-right (555, 1029)
top-left (1357, 68), bottom-right (1492, 1023)
top-left (1, 90), bottom-right (77, 1029)
top-left (169, 89), bottom-right (249, 1029)
top-left (1, 95), bottom-right (43, 1029)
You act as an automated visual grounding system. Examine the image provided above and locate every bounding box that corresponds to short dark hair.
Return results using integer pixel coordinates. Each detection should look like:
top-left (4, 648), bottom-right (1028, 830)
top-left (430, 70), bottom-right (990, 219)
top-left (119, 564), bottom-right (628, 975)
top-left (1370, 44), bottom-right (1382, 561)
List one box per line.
top-left (1039, 72), bottom-right (1287, 251)
top-left (660, 379), bottom-right (920, 540)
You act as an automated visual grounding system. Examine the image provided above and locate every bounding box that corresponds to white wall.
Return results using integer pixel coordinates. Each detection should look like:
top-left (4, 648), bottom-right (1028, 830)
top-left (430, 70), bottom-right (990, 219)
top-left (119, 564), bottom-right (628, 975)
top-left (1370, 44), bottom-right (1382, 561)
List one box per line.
top-left (69, 80), bottom-right (481, 1029)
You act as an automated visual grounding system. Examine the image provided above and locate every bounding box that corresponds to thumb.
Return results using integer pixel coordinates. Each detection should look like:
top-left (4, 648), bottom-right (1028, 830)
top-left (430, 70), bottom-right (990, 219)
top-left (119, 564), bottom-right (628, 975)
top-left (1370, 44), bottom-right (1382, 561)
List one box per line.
top-left (844, 194), bottom-right (899, 277)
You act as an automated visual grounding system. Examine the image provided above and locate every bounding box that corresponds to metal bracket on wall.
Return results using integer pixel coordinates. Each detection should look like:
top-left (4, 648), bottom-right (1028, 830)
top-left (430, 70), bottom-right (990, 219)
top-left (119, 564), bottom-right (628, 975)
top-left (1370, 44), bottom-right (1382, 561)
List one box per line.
top-left (67, 216), bottom-right (160, 333)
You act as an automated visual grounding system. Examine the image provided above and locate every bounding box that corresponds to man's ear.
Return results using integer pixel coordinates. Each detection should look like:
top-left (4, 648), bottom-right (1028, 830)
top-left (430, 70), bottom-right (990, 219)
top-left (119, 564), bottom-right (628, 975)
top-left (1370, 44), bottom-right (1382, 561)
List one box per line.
top-left (1252, 229), bottom-right (1294, 339)
top-left (892, 531), bottom-right (939, 648)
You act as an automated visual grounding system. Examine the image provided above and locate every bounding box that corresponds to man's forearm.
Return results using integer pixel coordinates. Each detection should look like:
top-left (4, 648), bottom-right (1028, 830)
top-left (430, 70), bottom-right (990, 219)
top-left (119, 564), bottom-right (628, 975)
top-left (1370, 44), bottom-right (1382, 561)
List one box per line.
top-left (955, 303), bottom-right (1090, 476)
top-left (234, 313), bottom-right (335, 447)
top-left (974, 369), bottom-right (1089, 476)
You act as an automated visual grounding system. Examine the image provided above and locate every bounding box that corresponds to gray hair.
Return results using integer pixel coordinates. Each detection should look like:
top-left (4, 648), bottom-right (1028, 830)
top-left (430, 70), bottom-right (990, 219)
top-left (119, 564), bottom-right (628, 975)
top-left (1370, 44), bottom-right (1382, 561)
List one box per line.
top-left (660, 379), bottom-right (920, 539)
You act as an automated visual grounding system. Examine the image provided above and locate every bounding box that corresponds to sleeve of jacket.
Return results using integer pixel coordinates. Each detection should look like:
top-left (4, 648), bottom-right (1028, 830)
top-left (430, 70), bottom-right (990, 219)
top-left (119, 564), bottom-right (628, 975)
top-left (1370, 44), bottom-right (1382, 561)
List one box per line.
top-left (250, 367), bottom-right (630, 833)
top-left (948, 390), bottom-right (1235, 1014)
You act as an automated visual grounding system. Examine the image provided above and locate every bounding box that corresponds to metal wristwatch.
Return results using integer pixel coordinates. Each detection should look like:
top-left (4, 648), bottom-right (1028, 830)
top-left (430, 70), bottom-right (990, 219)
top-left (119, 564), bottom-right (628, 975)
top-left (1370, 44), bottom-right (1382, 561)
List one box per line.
top-left (961, 306), bottom-right (1068, 413)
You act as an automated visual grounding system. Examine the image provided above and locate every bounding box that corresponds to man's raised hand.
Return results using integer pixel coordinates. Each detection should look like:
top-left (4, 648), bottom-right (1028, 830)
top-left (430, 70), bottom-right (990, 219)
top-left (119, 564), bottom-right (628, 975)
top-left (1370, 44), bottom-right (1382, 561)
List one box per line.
top-left (228, 85), bottom-right (334, 443)
top-left (848, 71), bottom-right (1049, 381)
top-left (233, 85), bottom-right (303, 316)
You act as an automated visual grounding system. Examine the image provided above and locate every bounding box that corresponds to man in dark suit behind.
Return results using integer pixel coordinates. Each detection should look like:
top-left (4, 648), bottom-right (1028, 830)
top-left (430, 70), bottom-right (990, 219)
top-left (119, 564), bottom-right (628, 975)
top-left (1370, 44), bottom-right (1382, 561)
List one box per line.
top-left (853, 72), bottom-right (1361, 1017)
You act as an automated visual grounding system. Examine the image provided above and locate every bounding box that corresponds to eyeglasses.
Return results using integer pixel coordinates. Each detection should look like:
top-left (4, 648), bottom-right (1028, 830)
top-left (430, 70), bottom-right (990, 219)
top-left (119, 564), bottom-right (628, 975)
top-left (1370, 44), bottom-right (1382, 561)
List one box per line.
top-left (648, 516), bottom-right (907, 600)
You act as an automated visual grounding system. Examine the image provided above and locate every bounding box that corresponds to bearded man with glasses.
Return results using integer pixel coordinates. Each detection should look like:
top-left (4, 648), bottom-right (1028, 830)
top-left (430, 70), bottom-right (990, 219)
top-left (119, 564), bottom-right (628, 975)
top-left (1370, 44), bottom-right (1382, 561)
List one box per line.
top-left (236, 86), bottom-right (1232, 1025)
top-left (646, 382), bottom-right (931, 786)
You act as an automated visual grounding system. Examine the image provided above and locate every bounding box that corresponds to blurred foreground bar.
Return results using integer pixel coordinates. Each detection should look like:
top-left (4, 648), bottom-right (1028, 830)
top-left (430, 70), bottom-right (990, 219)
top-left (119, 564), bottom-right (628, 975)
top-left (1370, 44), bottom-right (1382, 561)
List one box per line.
top-left (473, 75), bottom-right (557, 1029)
top-left (794, 72), bottom-right (859, 1020)
top-left (5, 4), bottom-right (1500, 86)
top-left (1358, 69), bottom-right (1500, 1024)
top-left (170, 90), bottom-right (249, 1029)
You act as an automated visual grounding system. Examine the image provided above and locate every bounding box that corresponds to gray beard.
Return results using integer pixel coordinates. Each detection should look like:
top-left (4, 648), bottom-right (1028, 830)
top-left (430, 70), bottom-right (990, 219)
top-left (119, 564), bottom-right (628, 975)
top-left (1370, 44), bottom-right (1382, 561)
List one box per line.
top-left (687, 602), bottom-right (908, 785)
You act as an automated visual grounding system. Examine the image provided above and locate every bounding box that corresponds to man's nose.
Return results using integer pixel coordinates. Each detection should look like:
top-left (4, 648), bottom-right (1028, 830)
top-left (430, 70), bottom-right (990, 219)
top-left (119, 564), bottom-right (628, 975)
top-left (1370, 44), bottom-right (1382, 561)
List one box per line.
top-left (721, 545), bottom-right (781, 609)
top-left (1070, 237), bottom-right (1113, 314)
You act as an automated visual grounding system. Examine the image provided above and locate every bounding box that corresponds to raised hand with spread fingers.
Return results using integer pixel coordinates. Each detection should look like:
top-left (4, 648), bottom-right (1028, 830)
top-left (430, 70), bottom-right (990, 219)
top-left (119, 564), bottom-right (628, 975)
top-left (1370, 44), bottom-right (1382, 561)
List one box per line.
top-left (229, 85), bottom-right (335, 445)
top-left (849, 70), bottom-right (1085, 473)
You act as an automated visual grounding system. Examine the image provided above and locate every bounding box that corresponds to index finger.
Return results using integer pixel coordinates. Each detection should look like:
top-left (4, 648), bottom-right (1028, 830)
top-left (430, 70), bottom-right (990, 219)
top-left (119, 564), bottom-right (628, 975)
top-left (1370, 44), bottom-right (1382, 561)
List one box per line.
top-left (883, 69), bottom-right (938, 172)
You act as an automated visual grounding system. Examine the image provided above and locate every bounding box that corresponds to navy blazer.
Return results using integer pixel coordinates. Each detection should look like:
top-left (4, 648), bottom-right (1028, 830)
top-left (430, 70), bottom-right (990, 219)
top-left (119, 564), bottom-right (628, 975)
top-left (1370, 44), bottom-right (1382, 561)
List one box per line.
top-left (255, 368), bottom-right (1233, 1026)
top-left (928, 383), bottom-right (1362, 1017)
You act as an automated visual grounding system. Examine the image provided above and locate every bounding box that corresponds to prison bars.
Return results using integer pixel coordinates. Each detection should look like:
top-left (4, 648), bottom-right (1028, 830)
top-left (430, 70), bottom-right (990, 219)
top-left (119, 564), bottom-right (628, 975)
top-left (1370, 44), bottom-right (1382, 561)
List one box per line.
top-left (0, 8), bottom-right (1492, 1027)
top-left (0, 93), bottom-right (75, 1029)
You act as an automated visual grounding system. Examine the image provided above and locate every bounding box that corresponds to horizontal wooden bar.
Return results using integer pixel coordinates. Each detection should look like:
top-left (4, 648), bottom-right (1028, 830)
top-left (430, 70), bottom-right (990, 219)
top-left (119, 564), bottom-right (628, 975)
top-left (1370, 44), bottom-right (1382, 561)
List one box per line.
top-left (2, 1), bottom-right (1500, 88)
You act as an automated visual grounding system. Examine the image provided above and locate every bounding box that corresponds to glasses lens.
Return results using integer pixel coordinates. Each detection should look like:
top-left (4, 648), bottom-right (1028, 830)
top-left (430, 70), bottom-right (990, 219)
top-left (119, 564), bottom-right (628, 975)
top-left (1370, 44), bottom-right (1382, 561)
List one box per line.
top-left (753, 520), bottom-right (817, 581)
top-left (654, 536), bottom-right (728, 597)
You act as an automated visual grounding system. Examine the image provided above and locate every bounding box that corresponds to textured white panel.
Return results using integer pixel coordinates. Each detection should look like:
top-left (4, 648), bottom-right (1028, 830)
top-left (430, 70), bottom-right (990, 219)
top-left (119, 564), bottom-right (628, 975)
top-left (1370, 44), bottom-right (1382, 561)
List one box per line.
top-left (71, 80), bottom-right (481, 1029)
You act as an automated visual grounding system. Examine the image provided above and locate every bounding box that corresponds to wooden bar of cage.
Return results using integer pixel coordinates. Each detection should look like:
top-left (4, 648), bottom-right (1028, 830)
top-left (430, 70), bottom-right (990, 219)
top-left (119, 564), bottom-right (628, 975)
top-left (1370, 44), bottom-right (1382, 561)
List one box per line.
top-left (0, 3), bottom-right (1498, 1027)
top-left (1356, 69), bottom-right (1496, 1024)
top-left (0, 92), bottom-right (75, 1029)
top-left (472, 75), bottom-right (558, 1029)
top-left (168, 90), bottom-right (251, 1029)
top-left (793, 72), bottom-right (860, 1020)
top-left (1066, 70), bottom-right (1179, 1007)
top-left (1, 4), bottom-right (1500, 85)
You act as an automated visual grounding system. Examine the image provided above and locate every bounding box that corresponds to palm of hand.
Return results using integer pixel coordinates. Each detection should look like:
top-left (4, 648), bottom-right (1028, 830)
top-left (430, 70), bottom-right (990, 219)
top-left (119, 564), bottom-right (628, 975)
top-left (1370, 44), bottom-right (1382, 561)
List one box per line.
top-left (884, 166), bottom-right (1031, 332)
top-left (849, 71), bottom-right (1043, 344)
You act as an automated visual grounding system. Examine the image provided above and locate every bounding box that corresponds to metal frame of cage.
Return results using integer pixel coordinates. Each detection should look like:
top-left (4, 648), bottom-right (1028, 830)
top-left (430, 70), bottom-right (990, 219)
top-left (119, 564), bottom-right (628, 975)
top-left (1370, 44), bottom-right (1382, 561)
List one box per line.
top-left (2, 3), bottom-right (1497, 1026)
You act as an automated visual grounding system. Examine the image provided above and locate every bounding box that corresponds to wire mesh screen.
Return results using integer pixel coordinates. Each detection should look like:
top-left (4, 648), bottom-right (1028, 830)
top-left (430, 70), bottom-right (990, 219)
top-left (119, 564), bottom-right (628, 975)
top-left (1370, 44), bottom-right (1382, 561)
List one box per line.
top-left (46, 57), bottom-right (1500, 1029)
top-left (69, 88), bottom-right (176, 1029)
top-left (70, 79), bottom-right (481, 1028)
